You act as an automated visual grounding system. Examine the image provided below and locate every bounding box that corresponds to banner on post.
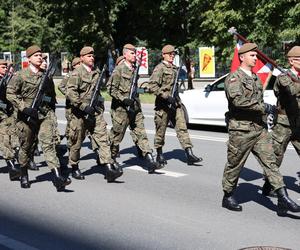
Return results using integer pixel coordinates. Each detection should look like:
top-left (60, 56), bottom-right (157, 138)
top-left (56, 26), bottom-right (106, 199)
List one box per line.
top-left (61, 52), bottom-right (70, 76)
top-left (199, 47), bottom-right (215, 77)
top-left (136, 47), bottom-right (148, 75)
top-left (21, 51), bottom-right (29, 69)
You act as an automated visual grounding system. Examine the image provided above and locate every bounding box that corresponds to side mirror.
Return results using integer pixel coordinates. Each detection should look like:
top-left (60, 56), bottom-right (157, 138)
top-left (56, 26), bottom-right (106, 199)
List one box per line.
top-left (204, 84), bottom-right (212, 92)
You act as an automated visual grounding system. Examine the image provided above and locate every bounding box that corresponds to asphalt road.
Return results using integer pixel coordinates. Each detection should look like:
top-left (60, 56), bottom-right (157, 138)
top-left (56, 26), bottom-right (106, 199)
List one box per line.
top-left (0, 100), bottom-right (299, 250)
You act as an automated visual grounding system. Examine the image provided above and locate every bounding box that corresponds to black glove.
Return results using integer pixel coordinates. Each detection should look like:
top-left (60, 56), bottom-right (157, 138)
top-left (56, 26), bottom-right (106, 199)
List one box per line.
top-left (167, 96), bottom-right (176, 105)
top-left (264, 103), bottom-right (278, 126)
top-left (84, 106), bottom-right (95, 115)
top-left (123, 98), bottom-right (134, 106)
top-left (22, 107), bottom-right (38, 119)
top-left (264, 103), bottom-right (277, 115)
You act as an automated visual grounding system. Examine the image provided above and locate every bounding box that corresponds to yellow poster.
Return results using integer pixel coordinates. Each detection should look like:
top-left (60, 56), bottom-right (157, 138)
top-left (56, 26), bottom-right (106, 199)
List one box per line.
top-left (199, 47), bottom-right (215, 77)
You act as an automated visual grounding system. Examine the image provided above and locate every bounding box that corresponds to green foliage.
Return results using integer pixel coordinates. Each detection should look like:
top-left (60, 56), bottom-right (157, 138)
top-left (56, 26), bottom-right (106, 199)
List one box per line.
top-left (0, 0), bottom-right (299, 72)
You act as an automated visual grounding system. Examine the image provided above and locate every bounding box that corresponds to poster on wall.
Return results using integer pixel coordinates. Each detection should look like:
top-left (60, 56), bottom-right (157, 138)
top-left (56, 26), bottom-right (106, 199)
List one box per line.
top-left (3, 52), bottom-right (12, 62)
top-left (199, 47), bottom-right (215, 78)
top-left (61, 52), bottom-right (70, 76)
top-left (136, 47), bottom-right (148, 75)
top-left (21, 51), bottom-right (29, 69)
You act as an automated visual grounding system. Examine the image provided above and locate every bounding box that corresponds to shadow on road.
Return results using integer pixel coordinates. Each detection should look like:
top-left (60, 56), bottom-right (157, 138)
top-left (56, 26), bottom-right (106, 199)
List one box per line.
top-left (0, 208), bottom-right (123, 249)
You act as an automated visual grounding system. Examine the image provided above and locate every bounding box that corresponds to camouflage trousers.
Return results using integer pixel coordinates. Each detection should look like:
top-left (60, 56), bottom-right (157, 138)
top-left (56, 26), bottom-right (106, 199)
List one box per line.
top-left (271, 122), bottom-right (300, 167)
top-left (16, 110), bottom-right (60, 169)
top-left (154, 106), bottom-right (192, 149)
top-left (0, 115), bottom-right (19, 160)
top-left (110, 107), bottom-right (152, 158)
top-left (64, 107), bottom-right (72, 148)
top-left (222, 127), bottom-right (285, 193)
top-left (68, 112), bottom-right (113, 166)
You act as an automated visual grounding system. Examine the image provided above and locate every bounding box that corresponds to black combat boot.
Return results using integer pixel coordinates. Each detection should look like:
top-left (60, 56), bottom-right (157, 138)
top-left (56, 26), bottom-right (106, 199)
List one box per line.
top-left (156, 147), bottom-right (167, 165)
top-left (145, 153), bottom-right (162, 174)
top-left (113, 162), bottom-right (123, 178)
top-left (276, 187), bottom-right (300, 216)
top-left (262, 178), bottom-right (277, 198)
top-left (28, 158), bottom-right (39, 171)
top-left (185, 147), bottom-right (203, 165)
top-left (20, 166), bottom-right (30, 189)
top-left (6, 159), bottom-right (21, 181)
top-left (105, 163), bottom-right (122, 183)
top-left (71, 164), bottom-right (85, 180)
top-left (222, 191), bottom-right (242, 211)
top-left (51, 168), bottom-right (72, 191)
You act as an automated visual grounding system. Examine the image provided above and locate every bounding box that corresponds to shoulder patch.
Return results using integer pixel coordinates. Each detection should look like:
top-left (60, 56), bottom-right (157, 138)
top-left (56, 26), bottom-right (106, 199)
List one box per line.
top-left (230, 78), bottom-right (237, 83)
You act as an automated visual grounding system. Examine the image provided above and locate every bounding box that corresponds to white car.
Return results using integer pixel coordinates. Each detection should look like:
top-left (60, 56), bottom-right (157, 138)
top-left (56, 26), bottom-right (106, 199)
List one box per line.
top-left (179, 74), bottom-right (277, 126)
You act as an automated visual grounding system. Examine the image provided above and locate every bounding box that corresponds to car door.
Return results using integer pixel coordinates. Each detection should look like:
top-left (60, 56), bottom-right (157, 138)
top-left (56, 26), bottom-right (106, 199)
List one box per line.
top-left (180, 75), bottom-right (228, 126)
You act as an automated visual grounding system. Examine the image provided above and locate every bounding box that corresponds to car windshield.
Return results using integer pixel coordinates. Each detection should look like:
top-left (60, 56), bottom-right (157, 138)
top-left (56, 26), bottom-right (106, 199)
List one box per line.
top-left (210, 74), bottom-right (276, 92)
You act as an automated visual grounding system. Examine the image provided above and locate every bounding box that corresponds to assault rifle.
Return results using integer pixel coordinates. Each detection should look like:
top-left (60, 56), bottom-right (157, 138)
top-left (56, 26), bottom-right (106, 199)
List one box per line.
top-left (167, 61), bottom-right (183, 128)
top-left (0, 64), bottom-right (13, 110)
top-left (85, 64), bottom-right (107, 120)
top-left (168, 61), bottom-right (183, 112)
top-left (27, 59), bottom-right (56, 125)
top-left (228, 27), bottom-right (300, 83)
top-left (127, 48), bottom-right (145, 118)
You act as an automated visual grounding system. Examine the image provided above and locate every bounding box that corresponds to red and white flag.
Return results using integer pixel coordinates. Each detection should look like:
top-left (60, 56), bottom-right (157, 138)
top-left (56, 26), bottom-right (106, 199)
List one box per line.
top-left (230, 40), bottom-right (273, 86)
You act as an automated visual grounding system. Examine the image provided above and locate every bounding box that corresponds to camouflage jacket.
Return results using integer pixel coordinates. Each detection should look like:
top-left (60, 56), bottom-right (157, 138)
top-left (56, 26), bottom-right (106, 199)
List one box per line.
top-left (225, 68), bottom-right (266, 130)
top-left (109, 61), bottom-right (141, 110)
top-left (149, 61), bottom-right (180, 108)
top-left (6, 67), bottom-right (56, 119)
top-left (58, 73), bottom-right (70, 95)
top-left (274, 69), bottom-right (300, 127)
top-left (66, 64), bottom-right (102, 113)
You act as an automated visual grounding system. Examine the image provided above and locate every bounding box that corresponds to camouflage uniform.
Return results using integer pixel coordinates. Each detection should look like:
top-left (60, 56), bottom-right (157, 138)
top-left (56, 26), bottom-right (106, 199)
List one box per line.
top-left (66, 64), bottom-right (113, 166)
top-left (109, 61), bottom-right (152, 158)
top-left (149, 61), bottom-right (192, 149)
top-left (0, 76), bottom-right (18, 160)
top-left (58, 74), bottom-right (72, 147)
top-left (271, 71), bottom-right (300, 166)
top-left (6, 67), bottom-right (59, 170)
top-left (222, 68), bottom-right (285, 193)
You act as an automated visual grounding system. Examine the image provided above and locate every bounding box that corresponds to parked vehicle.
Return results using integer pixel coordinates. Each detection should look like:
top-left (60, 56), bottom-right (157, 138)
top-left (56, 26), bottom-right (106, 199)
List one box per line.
top-left (179, 74), bottom-right (277, 126)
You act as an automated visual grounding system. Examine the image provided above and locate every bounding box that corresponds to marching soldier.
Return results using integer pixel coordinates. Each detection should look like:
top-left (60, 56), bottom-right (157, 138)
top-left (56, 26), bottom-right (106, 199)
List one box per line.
top-left (0, 59), bottom-right (20, 181)
top-left (6, 45), bottom-right (71, 191)
top-left (108, 44), bottom-right (160, 173)
top-left (58, 57), bottom-right (81, 148)
top-left (263, 46), bottom-right (300, 196)
top-left (222, 43), bottom-right (300, 215)
top-left (66, 46), bottom-right (122, 182)
top-left (107, 55), bottom-right (143, 158)
top-left (148, 45), bottom-right (202, 166)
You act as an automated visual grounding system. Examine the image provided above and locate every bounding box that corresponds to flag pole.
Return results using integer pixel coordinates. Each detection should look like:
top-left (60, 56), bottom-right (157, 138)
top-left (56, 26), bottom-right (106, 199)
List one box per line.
top-left (228, 27), bottom-right (300, 83)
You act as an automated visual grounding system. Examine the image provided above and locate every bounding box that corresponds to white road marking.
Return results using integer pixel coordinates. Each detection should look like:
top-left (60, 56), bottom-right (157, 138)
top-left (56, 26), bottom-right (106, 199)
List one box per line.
top-left (58, 119), bottom-right (67, 124)
top-left (126, 165), bottom-right (187, 178)
top-left (0, 234), bottom-right (39, 250)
